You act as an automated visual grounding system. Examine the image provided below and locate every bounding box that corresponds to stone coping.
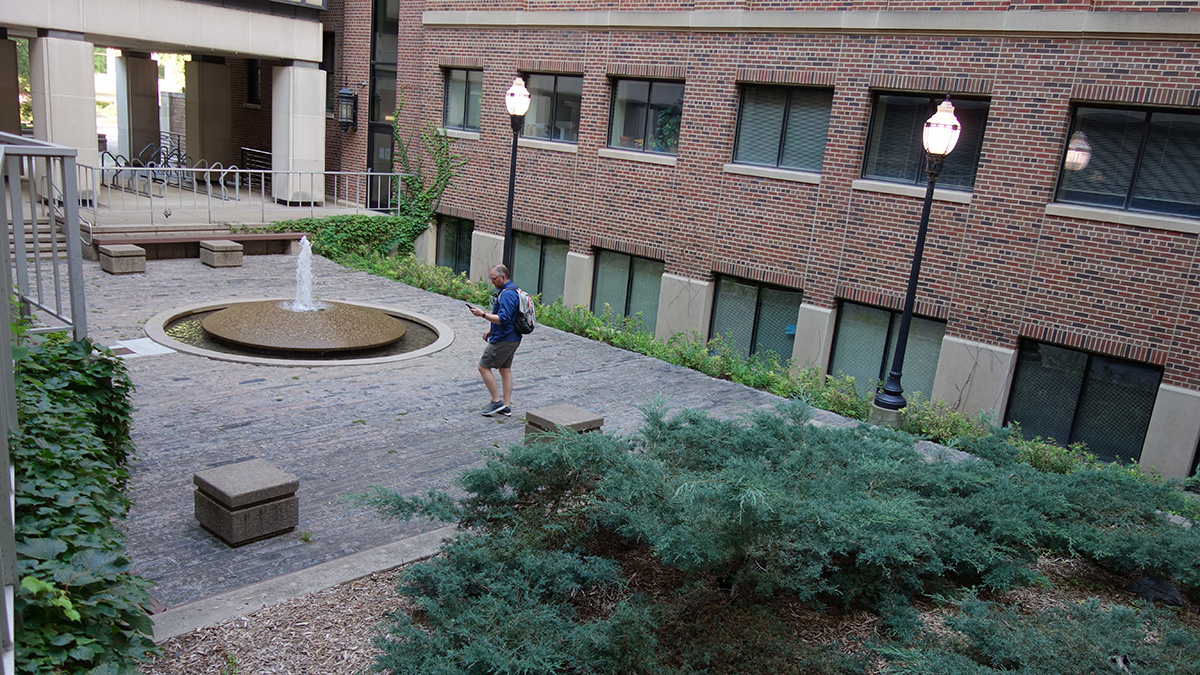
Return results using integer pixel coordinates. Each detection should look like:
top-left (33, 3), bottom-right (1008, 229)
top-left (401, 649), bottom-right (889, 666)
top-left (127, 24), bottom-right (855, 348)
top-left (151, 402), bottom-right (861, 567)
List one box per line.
top-left (144, 299), bottom-right (455, 368)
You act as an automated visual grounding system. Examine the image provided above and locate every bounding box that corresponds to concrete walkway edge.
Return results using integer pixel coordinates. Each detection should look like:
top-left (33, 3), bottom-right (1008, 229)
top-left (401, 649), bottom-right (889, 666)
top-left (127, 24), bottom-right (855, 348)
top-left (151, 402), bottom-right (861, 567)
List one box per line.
top-left (150, 526), bottom-right (457, 642)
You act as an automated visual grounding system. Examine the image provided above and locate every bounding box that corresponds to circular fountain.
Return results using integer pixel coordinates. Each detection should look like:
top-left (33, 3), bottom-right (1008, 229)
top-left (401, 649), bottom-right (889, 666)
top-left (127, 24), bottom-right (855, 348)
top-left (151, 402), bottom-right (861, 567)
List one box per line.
top-left (144, 237), bottom-right (454, 367)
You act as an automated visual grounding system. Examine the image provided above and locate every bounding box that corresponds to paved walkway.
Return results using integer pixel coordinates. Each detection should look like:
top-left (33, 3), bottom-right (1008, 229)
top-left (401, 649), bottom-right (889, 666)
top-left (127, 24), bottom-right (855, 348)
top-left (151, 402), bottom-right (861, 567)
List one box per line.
top-left (81, 253), bottom-right (851, 614)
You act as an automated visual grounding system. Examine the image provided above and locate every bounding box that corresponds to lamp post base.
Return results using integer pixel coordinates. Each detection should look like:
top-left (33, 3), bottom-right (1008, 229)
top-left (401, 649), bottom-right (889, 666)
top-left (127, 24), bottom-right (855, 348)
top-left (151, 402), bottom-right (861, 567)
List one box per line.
top-left (868, 402), bottom-right (905, 430)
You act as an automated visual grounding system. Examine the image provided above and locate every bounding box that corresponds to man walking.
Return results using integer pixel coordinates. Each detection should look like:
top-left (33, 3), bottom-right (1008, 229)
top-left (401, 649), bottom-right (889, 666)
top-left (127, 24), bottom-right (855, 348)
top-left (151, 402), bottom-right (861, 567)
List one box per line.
top-left (468, 264), bottom-right (521, 416)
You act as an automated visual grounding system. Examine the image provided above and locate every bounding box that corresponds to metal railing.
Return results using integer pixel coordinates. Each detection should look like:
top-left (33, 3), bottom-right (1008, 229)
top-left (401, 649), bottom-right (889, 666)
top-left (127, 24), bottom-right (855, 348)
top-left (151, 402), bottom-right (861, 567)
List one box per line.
top-left (1, 131), bottom-right (90, 675)
top-left (78, 164), bottom-right (404, 230)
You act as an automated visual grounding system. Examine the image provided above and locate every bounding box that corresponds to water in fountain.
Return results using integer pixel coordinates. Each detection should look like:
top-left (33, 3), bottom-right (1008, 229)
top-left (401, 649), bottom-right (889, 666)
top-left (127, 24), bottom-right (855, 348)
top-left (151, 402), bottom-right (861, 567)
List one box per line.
top-left (287, 236), bottom-right (324, 312)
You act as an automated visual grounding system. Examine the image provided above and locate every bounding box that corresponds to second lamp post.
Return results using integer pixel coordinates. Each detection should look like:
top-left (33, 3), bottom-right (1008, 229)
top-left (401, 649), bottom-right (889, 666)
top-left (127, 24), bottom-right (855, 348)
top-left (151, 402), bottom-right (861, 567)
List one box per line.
top-left (502, 77), bottom-right (531, 271)
top-left (872, 97), bottom-right (962, 416)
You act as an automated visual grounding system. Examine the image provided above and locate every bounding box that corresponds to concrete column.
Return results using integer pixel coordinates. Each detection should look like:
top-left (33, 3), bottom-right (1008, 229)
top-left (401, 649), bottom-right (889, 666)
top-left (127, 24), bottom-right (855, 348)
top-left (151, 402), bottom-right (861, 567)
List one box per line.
top-left (791, 303), bottom-right (836, 372)
top-left (116, 52), bottom-right (160, 162)
top-left (654, 273), bottom-right (712, 340)
top-left (0, 36), bottom-right (19, 135)
top-left (929, 335), bottom-right (1017, 419)
top-left (411, 223), bottom-right (436, 265)
top-left (272, 62), bottom-right (325, 204)
top-left (29, 32), bottom-right (98, 167)
top-left (471, 231), bottom-right (503, 283)
top-left (184, 58), bottom-right (234, 168)
top-left (563, 251), bottom-right (594, 309)
top-left (1139, 384), bottom-right (1200, 479)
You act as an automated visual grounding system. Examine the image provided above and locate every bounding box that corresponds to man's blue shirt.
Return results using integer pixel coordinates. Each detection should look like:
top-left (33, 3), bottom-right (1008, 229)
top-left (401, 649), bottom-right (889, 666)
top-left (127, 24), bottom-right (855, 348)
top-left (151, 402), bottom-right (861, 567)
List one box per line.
top-left (488, 281), bottom-right (522, 343)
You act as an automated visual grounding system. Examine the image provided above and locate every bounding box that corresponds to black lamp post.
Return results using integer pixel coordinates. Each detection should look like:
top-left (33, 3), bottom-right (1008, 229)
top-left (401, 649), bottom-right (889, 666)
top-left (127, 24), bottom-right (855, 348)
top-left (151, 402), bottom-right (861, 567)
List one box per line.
top-left (873, 97), bottom-right (962, 412)
top-left (502, 77), bottom-right (531, 271)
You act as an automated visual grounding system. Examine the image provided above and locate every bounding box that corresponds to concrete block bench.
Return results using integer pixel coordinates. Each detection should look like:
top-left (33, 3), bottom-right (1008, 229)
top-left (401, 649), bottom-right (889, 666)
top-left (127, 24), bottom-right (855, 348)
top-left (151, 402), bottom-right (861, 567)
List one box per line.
top-left (98, 244), bottom-right (146, 274)
top-left (193, 458), bottom-right (299, 547)
top-left (200, 239), bottom-right (244, 268)
top-left (524, 404), bottom-right (604, 442)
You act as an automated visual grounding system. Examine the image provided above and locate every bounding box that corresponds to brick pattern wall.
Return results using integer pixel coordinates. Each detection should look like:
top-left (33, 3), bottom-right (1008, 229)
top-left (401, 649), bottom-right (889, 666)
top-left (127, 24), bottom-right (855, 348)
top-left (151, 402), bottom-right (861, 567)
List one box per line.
top-left (230, 58), bottom-right (274, 159)
top-left (376, 2), bottom-right (1200, 392)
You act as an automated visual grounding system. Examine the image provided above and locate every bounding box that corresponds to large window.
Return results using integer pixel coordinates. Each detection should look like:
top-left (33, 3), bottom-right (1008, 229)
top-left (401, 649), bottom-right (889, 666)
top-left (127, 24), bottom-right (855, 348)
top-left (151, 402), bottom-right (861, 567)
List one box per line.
top-left (709, 277), bottom-right (803, 359)
top-left (592, 251), bottom-right (664, 326)
top-left (444, 69), bottom-right (482, 132)
top-left (608, 79), bottom-right (684, 155)
top-left (1056, 105), bottom-right (1200, 218)
top-left (1005, 342), bottom-right (1161, 464)
top-left (512, 232), bottom-right (568, 302)
top-left (524, 74), bottom-right (582, 143)
top-left (863, 93), bottom-right (990, 190)
top-left (733, 86), bottom-right (833, 172)
top-left (370, 0), bottom-right (398, 123)
top-left (246, 59), bottom-right (261, 106)
top-left (321, 32), bottom-right (336, 113)
top-left (435, 216), bottom-right (473, 277)
top-left (828, 302), bottom-right (946, 399)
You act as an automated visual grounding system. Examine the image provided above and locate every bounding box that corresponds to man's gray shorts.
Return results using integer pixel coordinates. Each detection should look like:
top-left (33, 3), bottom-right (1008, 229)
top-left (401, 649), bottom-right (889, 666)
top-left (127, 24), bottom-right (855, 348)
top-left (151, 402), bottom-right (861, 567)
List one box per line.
top-left (480, 340), bottom-right (520, 369)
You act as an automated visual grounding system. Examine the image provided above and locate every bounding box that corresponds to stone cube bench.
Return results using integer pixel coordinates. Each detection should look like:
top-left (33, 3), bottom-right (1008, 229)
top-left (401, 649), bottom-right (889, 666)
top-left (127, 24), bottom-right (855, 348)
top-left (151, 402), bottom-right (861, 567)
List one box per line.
top-left (193, 458), bottom-right (299, 547)
top-left (98, 244), bottom-right (146, 275)
top-left (200, 239), bottom-right (244, 268)
top-left (524, 404), bottom-right (604, 442)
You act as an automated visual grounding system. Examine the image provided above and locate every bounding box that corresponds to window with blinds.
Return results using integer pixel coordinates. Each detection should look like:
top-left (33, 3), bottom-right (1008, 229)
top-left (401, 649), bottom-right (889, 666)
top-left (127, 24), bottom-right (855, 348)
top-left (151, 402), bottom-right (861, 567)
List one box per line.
top-left (733, 85), bottom-right (833, 172)
top-left (1005, 341), bottom-right (1161, 464)
top-left (435, 216), bottom-right (473, 276)
top-left (444, 69), bottom-right (482, 131)
top-left (1056, 105), bottom-right (1200, 218)
top-left (862, 93), bottom-right (990, 190)
top-left (591, 251), bottom-right (664, 328)
top-left (828, 302), bottom-right (946, 399)
top-left (512, 232), bottom-right (569, 302)
top-left (709, 277), bottom-right (803, 359)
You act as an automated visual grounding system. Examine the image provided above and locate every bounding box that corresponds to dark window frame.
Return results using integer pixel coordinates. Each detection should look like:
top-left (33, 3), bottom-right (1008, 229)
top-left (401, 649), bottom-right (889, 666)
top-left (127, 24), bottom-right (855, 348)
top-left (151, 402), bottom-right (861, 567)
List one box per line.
top-left (607, 77), bottom-right (685, 156)
top-left (246, 59), bottom-right (261, 106)
top-left (320, 32), bottom-right (336, 114)
top-left (512, 232), bottom-right (568, 298)
top-left (590, 249), bottom-right (664, 320)
top-left (521, 73), bottom-right (583, 144)
top-left (443, 68), bottom-right (483, 132)
top-left (708, 276), bottom-right (804, 358)
top-left (732, 84), bottom-right (834, 172)
top-left (862, 92), bottom-right (990, 190)
top-left (435, 216), bottom-right (473, 277)
top-left (826, 300), bottom-right (947, 395)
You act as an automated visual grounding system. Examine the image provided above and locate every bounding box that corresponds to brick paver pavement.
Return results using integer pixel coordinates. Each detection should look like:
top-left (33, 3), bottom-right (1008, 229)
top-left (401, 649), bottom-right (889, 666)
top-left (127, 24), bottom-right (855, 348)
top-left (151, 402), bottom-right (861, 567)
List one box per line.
top-left (82, 254), bottom-right (851, 609)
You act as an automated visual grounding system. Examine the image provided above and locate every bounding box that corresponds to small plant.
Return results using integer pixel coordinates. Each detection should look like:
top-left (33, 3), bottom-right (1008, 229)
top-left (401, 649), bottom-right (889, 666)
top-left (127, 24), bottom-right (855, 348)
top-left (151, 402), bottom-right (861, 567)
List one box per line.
top-left (900, 391), bottom-right (992, 445)
top-left (299, 531), bottom-right (313, 543)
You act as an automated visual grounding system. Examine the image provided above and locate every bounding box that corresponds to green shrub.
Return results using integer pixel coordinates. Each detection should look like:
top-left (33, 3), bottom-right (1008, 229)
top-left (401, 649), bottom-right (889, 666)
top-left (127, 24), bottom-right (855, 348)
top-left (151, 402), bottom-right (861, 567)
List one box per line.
top-left (263, 214), bottom-right (429, 259)
top-left (900, 391), bottom-right (992, 445)
top-left (1014, 435), bottom-right (1098, 474)
top-left (12, 333), bottom-right (155, 674)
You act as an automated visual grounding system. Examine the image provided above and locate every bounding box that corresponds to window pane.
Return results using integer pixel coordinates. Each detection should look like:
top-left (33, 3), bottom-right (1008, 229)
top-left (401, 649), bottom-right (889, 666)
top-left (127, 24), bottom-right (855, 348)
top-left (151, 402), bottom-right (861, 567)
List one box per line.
top-left (711, 279), bottom-right (758, 359)
top-left (540, 238), bottom-right (569, 302)
top-left (455, 221), bottom-right (472, 276)
top-left (863, 95), bottom-right (926, 184)
top-left (1005, 342), bottom-right (1088, 445)
top-left (436, 219), bottom-right (456, 270)
top-left (647, 82), bottom-right (684, 154)
top-left (466, 70), bottom-right (482, 131)
top-left (371, 65), bottom-right (397, 123)
top-left (553, 76), bottom-right (582, 143)
top-left (593, 252), bottom-right (631, 317)
top-left (1131, 112), bottom-right (1200, 218)
top-left (755, 287), bottom-right (802, 359)
top-left (1058, 108), bottom-right (1145, 209)
top-left (628, 257), bottom-right (664, 327)
top-left (525, 74), bottom-right (555, 140)
top-left (444, 70), bottom-right (466, 129)
top-left (512, 232), bottom-right (542, 293)
top-left (891, 315), bottom-right (946, 401)
top-left (734, 86), bottom-right (787, 167)
top-left (780, 89), bottom-right (833, 172)
top-left (937, 99), bottom-right (988, 189)
top-left (372, 0), bottom-right (399, 63)
top-left (830, 303), bottom-right (891, 396)
top-left (1072, 356), bottom-right (1160, 463)
top-left (610, 80), bottom-right (649, 149)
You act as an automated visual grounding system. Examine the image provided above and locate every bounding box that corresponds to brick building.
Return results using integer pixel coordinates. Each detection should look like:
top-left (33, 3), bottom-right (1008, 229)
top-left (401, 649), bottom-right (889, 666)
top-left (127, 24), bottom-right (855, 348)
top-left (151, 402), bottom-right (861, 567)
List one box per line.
top-left (322, 1), bottom-right (1200, 478)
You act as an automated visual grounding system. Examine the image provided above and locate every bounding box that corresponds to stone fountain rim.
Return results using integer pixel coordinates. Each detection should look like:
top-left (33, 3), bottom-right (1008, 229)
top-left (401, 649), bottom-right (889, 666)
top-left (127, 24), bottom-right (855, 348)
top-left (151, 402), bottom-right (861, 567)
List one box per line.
top-left (144, 299), bottom-right (455, 368)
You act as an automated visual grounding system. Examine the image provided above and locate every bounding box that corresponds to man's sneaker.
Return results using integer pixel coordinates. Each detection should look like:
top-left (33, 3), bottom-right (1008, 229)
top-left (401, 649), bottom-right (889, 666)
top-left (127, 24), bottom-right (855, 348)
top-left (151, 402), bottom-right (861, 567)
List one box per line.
top-left (496, 404), bottom-right (512, 417)
top-left (481, 401), bottom-right (506, 416)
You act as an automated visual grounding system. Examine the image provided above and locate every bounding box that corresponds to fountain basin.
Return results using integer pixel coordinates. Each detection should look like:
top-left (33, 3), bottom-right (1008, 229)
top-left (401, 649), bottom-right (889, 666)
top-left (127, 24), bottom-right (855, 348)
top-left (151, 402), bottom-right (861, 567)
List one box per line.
top-left (201, 300), bottom-right (407, 352)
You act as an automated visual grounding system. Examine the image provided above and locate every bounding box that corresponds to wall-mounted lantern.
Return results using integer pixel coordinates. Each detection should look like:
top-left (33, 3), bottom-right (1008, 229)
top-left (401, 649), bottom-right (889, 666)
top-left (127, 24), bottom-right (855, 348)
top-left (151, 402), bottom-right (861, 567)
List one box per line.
top-left (336, 84), bottom-right (358, 132)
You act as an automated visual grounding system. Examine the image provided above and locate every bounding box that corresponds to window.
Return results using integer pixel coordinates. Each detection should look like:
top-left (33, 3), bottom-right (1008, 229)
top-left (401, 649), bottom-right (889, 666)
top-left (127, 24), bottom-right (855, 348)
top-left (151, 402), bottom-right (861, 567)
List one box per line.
top-left (863, 93), bottom-right (990, 190)
top-left (512, 233), bottom-right (569, 302)
top-left (444, 69), bottom-right (482, 132)
top-left (370, 0), bottom-right (398, 123)
top-left (709, 277), bottom-right (803, 359)
top-left (435, 216), bottom-right (473, 276)
top-left (733, 85), bottom-right (833, 172)
top-left (1005, 341), bottom-right (1161, 464)
top-left (608, 79), bottom-right (684, 155)
top-left (1056, 105), bottom-right (1200, 218)
top-left (828, 302), bottom-right (946, 399)
top-left (246, 59), bottom-right (261, 106)
top-left (592, 251), bottom-right (664, 326)
top-left (523, 74), bottom-right (582, 143)
top-left (321, 32), bottom-right (336, 113)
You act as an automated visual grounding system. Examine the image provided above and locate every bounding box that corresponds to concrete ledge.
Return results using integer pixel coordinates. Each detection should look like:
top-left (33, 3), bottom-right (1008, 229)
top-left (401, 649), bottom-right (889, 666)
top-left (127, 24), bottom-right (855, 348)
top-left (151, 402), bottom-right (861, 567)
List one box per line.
top-left (98, 244), bottom-right (145, 274)
top-left (200, 239), bottom-right (244, 268)
top-left (525, 404), bottom-right (604, 439)
top-left (194, 459), bottom-right (299, 546)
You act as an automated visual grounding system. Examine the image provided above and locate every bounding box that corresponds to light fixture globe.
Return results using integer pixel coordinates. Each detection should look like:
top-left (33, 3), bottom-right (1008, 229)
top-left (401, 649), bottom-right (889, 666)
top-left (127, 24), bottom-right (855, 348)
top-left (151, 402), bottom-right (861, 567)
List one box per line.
top-left (923, 97), bottom-right (961, 157)
top-left (1064, 131), bottom-right (1092, 171)
top-left (505, 77), bottom-right (531, 117)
